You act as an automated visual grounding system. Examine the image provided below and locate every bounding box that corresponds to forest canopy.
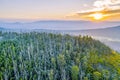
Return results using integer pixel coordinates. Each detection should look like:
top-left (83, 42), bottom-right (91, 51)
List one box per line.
top-left (0, 31), bottom-right (120, 80)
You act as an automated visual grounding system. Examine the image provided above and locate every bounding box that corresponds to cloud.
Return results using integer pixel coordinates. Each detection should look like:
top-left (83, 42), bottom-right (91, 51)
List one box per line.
top-left (68, 0), bottom-right (120, 20)
top-left (76, 8), bottom-right (120, 17)
top-left (93, 0), bottom-right (120, 9)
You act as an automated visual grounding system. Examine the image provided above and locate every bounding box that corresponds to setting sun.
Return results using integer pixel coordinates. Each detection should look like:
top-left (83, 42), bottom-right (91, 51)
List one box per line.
top-left (92, 13), bottom-right (103, 20)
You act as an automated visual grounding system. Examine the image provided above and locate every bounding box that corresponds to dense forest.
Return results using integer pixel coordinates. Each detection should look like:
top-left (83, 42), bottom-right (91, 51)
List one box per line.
top-left (0, 31), bottom-right (120, 80)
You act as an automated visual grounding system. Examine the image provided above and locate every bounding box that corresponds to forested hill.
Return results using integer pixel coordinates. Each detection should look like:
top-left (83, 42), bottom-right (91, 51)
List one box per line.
top-left (0, 32), bottom-right (120, 80)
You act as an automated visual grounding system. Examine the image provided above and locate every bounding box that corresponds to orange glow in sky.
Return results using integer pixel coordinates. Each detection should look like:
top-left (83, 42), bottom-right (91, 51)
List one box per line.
top-left (0, 0), bottom-right (120, 21)
top-left (90, 13), bottom-right (104, 20)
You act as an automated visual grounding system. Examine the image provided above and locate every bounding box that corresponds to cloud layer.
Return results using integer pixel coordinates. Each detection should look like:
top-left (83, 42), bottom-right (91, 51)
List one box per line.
top-left (70, 0), bottom-right (120, 20)
top-left (94, 0), bottom-right (120, 9)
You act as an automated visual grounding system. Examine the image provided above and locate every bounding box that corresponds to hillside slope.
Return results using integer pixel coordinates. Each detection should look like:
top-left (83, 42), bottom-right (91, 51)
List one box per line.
top-left (79, 26), bottom-right (120, 39)
top-left (0, 32), bottom-right (120, 80)
top-left (59, 26), bottom-right (120, 52)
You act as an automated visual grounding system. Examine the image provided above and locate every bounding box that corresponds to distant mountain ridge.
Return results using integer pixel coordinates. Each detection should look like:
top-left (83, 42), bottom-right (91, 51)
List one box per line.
top-left (83, 25), bottom-right (120, 32)
top-left (79, 25), bottom-right (120, 39)
top-left (0, 20), bottom-right (120, 30)
top-left (0, 25), bottom-right (120, 39)
top-left (0, 24), bottom-right (119, 52)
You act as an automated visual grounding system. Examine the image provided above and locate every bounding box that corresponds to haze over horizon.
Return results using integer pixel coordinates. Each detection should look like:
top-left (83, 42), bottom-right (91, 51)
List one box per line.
top-left (0, 20), bottom-right (119, 30)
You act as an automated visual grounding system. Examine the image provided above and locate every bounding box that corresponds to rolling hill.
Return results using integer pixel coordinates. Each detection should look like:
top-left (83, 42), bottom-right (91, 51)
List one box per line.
top-left (59, 26), bottom-right (120, 52)
top-left (0, 21), bottom-right (119, 52)
top-left (0, 32), bottom-right (120, 80)
top-left (78, 26), bottom-right (120, 39)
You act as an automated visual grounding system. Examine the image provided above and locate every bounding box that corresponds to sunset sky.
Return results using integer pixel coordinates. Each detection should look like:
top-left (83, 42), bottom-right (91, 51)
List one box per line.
top-left (0, 0), bottom-right (120, 21)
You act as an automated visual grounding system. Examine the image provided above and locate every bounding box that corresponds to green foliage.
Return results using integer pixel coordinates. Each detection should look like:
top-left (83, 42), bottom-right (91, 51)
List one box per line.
top-left (93, 71), bottom-right (101, 80)
top-left (102, 69), bottom-right (110, 80)
top-left (57, 54), bottom-right (66, 67)
top-left (0, 32), bottom-right (119, 80)
top-left (71, 65), bottom-right (79, 80)
top-left (84, 77), bottom-right (88, 80)
top-left (49, 69), bottom-right (54, 80)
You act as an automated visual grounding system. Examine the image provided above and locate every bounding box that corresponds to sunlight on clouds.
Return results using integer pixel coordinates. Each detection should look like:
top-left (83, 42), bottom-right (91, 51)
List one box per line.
top-left (93, 0), bottom-right (120, 9)
top-left (68, 0), bottom-right (120, 21)
top-left (89, 13), bottom-right (104, 20)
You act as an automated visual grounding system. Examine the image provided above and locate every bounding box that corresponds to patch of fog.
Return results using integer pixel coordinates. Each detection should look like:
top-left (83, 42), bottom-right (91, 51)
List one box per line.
top-left (91, 36), bottom-right (120, 52)
top-left (91, 36), bottom-right (120, 42)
